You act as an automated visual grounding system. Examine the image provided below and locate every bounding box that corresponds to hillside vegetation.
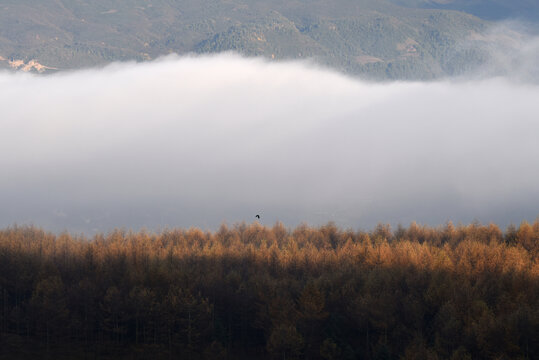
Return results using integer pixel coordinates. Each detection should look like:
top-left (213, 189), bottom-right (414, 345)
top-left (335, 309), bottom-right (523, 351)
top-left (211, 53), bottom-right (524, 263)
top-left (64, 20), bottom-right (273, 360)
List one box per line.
top-left (0, 0), bottom-right (532, 79)
top-left (0, 221), bottom-right (537, 359)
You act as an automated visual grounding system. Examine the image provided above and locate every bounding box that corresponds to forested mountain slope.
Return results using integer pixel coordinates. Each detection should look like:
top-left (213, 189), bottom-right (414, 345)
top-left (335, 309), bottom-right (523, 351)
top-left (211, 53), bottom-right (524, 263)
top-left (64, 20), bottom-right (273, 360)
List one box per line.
top-left (0, 0), bottom-right (531, 79)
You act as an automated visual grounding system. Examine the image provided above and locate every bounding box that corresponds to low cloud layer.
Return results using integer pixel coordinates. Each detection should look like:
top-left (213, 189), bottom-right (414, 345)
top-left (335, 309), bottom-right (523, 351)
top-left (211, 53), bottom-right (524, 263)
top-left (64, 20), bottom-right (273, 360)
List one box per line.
top-left (1, 54), bottom-right (539, 233)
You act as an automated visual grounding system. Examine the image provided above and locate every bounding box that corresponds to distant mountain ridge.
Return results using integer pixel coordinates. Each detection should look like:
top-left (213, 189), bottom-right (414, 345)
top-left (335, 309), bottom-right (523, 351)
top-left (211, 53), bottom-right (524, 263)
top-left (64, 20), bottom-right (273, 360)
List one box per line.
top-left (0, 0), bottom-right (536, 79)
top-left (392, 0), bottom-right (539, 22)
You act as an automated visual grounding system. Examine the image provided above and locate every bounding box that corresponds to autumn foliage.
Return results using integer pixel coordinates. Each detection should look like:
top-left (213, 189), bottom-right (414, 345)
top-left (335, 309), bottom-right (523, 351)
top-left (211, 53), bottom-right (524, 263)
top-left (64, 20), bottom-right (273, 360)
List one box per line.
top-left (0, 221), bottom-right (538, 359)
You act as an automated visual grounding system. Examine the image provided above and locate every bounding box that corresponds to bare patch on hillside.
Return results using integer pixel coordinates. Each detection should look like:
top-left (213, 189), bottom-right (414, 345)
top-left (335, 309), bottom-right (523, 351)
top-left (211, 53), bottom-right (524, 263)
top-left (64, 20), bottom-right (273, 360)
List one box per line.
top-left (8, 59), bottom-right (57, 73)
top-left (397, 38), bottom-right (420, 57)
top-left (356, 55), bottom-right (384, 64)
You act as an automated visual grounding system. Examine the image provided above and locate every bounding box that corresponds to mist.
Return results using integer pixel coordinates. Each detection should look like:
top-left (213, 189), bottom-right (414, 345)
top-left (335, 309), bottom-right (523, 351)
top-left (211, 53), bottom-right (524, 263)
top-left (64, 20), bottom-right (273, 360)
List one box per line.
top-left (1, 53), bottom-right (539, 233)
top-left (458, 22), bottom-right (539, 82)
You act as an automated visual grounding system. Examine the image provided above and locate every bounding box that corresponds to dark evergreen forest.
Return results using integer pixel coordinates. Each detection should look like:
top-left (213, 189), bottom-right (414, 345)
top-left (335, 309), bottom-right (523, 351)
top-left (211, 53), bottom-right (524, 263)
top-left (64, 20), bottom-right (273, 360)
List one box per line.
top-left (0, 221), bottom-right (537, 359)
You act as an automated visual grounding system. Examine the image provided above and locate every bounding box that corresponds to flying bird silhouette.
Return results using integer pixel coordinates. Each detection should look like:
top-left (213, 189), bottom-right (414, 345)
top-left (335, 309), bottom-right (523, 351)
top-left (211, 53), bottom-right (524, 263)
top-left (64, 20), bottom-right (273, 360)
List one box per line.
top-left (255, 215), bottom-right (260, 219)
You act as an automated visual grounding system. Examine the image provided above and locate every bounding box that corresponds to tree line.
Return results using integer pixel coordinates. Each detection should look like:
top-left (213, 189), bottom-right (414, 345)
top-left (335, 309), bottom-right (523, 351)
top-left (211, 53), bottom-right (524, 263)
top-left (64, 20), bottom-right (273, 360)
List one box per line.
top-left (0, 220), bottom-right (538, 359)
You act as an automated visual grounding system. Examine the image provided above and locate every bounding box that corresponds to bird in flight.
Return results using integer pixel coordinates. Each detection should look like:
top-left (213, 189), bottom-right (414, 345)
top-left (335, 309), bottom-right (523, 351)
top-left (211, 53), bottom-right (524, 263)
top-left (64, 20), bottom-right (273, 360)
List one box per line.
top-left (255, 215), bottom-right (260, 219)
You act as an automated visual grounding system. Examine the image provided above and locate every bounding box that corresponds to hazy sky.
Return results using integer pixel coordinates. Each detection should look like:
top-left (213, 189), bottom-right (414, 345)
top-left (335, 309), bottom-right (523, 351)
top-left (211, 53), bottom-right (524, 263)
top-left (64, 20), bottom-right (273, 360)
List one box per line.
top-left (1, 53), bottom-right (539, 233)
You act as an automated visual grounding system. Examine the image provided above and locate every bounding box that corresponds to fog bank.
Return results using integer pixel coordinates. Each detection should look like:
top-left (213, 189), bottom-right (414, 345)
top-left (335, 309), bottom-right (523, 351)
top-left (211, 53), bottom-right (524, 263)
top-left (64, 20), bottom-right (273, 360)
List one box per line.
top-left (1, 54), bottom-right (538, 233)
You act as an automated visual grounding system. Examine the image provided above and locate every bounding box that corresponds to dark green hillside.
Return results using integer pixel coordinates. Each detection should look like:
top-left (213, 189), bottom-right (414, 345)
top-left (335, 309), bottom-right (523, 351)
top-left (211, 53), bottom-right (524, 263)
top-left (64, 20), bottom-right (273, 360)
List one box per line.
top-left (0, 0), bottom-right (531, 79)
